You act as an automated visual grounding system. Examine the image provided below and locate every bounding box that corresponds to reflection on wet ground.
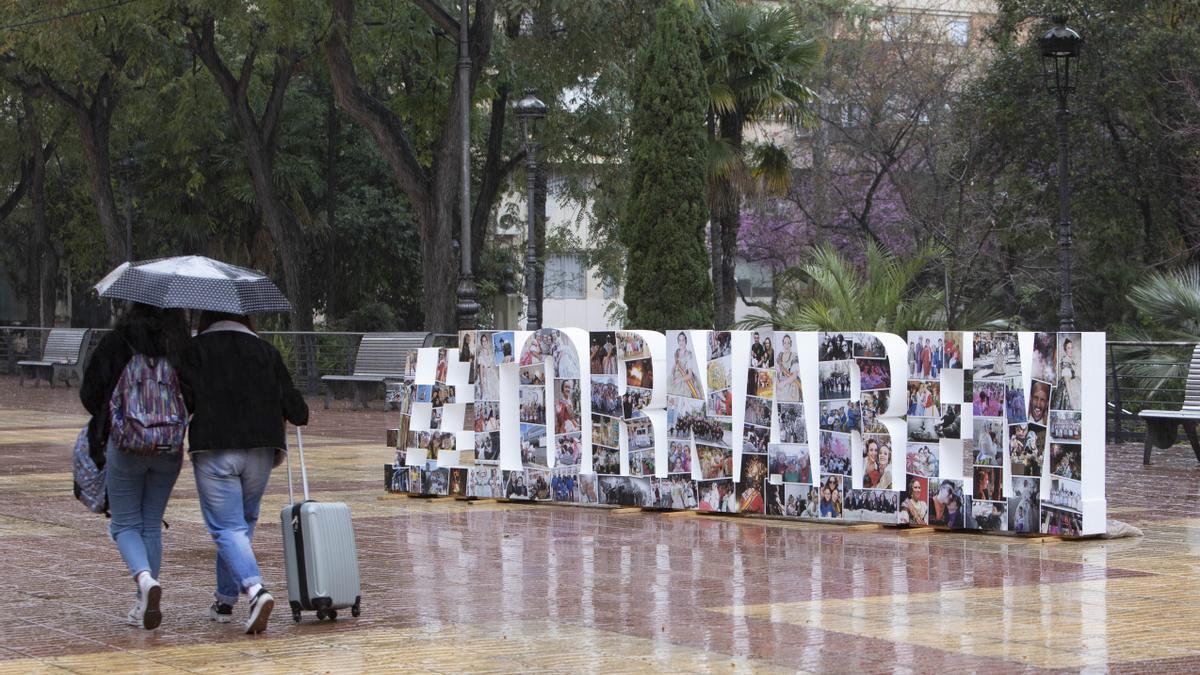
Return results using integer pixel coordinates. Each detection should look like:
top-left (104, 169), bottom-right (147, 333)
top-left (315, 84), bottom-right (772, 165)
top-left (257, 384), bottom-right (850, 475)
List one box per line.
top-left (1, 376), bottom-right (1199, 672)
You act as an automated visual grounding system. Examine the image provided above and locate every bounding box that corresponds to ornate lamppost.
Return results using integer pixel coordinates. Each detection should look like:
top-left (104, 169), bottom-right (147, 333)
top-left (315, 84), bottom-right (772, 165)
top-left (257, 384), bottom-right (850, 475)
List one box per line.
top-left (455, 0), bottom-right (481, 330)
top-left (514, 89), bottom-right (548, 331)
top-left (1039, 16), bottom-right (1083, 331)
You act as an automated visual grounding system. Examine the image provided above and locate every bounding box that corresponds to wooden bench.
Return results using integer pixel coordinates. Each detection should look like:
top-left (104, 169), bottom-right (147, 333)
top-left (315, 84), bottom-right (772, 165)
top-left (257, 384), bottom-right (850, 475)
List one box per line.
top-left (1140, 344), bottom-right (1200, 464)
top-left (18, 328), bottom-right (91, 388)
top-left (321, 332), bottom-right (432, 408)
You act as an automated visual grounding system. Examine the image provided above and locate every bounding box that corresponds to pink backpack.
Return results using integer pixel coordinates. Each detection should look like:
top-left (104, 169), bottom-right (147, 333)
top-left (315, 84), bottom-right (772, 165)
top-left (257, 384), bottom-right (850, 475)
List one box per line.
top-left (109, 353), bottom-right (188, 454)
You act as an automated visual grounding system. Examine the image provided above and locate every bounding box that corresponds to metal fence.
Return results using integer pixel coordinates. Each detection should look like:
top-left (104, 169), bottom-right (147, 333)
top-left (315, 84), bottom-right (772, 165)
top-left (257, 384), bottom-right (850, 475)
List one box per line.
top-left (0, 326), bottom-right (456, 394)
top-left (2, 327), bottom-right (1193, 438)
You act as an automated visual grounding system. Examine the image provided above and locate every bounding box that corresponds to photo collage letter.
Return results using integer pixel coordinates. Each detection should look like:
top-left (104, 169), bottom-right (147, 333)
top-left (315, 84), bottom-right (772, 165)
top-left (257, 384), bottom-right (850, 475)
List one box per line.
top-left (384, 330), bottom-right (1105, 536)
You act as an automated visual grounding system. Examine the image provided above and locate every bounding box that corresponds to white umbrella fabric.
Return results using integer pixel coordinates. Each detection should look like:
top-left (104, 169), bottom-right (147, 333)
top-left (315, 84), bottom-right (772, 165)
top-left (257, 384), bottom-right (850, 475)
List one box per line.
top-left (95, 255), bottom-right (293, 314)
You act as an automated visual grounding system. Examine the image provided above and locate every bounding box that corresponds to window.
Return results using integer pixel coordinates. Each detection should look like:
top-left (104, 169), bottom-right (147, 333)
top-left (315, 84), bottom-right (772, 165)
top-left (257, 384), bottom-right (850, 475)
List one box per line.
top-left (544, 253), bottom-right (586, 299)
top-left (948, 19), bottom-right (970, 46)
top-left (600, 275), bottom-right (619, 299)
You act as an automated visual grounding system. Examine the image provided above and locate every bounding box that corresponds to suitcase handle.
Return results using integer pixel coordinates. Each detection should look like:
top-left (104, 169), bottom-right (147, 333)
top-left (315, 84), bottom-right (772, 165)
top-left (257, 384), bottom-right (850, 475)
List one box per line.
top-left (285, 426), bottom-right (310, 505)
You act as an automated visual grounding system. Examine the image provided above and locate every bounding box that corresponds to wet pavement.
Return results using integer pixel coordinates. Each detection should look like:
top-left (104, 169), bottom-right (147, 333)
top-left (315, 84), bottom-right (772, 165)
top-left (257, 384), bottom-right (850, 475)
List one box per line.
top-left (2, 374), bottom-right (1200, 673)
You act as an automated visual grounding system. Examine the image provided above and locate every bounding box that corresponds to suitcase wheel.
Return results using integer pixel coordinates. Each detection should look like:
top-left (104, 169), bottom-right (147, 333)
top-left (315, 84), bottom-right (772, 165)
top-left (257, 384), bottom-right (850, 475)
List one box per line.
top-left (351, 600), bottom-right (361, 618)
top-left (315, 608), bottom-right (337, 621)
top-left (292, 609), bottom-right (301, 623)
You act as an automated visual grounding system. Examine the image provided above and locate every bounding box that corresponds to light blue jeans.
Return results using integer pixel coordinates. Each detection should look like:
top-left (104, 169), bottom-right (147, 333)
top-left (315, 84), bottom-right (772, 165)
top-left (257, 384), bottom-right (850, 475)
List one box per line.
top-left (192, 449), bottom-right (275, 605)
top-left (106, 441), bottom-right (183, 579)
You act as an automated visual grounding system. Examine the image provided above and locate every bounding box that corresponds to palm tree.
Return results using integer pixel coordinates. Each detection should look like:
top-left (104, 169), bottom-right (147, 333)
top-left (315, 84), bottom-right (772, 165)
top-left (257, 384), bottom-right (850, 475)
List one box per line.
top-left (1117, 267), bottom-right (1200, 405)
top-left (700, 1), bottom-right (824, 329)
top-left (735, 241), bottom-right (1006, 333)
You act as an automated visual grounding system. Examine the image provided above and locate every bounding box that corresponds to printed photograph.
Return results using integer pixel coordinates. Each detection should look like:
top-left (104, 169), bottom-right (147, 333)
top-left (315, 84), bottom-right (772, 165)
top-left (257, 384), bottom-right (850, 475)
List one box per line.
top-left (819, 400), bottom-right (854, 433)
top-left (694, 419), bottom-right (732, 448)
top-left (503, 469), bottom-right (530, 500)
top-left (1050, 442), bottom-right (1082, 480)
top-left (520, 423), bottom-right (548, 467)
top-left (746, 367), bottom-right (776, 399)
top-left (845, 488), bottom-right (899, 523)
top-left (626, 358), bottom-right (653, 389)
top-left (668, 330), bottom-right (703, 399)
top-left (906, 442), bottom-right (939, 478)
top-left (858, 358), bottom-right (891, 391)
top-left (906, 380), bottom-right (940, 417)
top-left (1050, 410), bottom-right (1082, 442)
top-left (590, 331), bottom-right (618, 375)
top-left (862, 435), bottom-right (894, 490)
top-left (493, 332), bottom-right (516, 365)
top-left (528, 469), bottom-right (553, 502)
top-left (591, 374), bottom-right (622, 417)
top-left (737, 453), bottom-right (769, 514)
top-left (623, 387), bottom-right (652, 419)
top-left (819, 431), bottom-right (852, 476)
top-left (667, 395), bottom-right (705, 438)
top-left (708, 356), bottom-right (732, 392)
top-left (386, 463), bottom-right (408, 494)
top-left (900, 475), bottom-right (929, 524)
top-left (429, 407), bottom-right (443, 430)
top-left (519, 386), bottom-right (545, 424)
top-left (861, 390), bottom-right (890, 432)
top-left (592, 445), bottom-right (620, 475)
top-left (1053, 333), bottom-right (1082, 412)
top-left (475, 431), bottom-right (500, 463)
top-left (707, 387), bottom-right (733, 417)
top-left (973, 417), bottom-right (1006, 466)
top-left (819, 332), bottom-right (853, 362)
top-left (555, 432), bottom-right (583, 467)
top-left (708, 331), bottom-right (733, 361)
top-left (414, 384), bottom-right (433, 403)
top-left (551, 466), bottom-right (578, 502)
top-left (651, 475), bottom-right (698, 509)
top-left (1005, 378), bottom-right (1027, 423)
top-left (470, 466), bottom-right (502, 499)
top-left (697, 443), bottom-right (733, 480)
top-left (778, 402), bottom-right (807, 443)
top-left (943, 331), bottom-right (964, 370)
top-left (907, 331), bottom-right (944, 380)
top-left (1009, 423), bottom-right (1045, 476)
top-left (474, 362), bottom-right (500, 401)
top-left (775, 333), bottom-right (802, 401)
top-left (938, 404), bottom-right (961, 439)
top-left (973, 465), bottom-right (1003, 502)
top-left (928, 478), bottom-right (966, 529)
top-left (750, 330), bottom-right (775, 368)
top-left (617, 331), bottom-right (649, 360)
top-left (769, 443), bottom-right (811, 484)
top-left (554, 379), bottom-right (582, 434)
top-left (578, 473), bottom-right (599, 505)
top-left (408, 466), bottom-right (424, 494)
top-left (474, 401), bottom-right (501, 432)
top-left (1031, 332), bottom-right (1057, 384)
top-left (668, 441), bottom-right (693, 474)
top-left (1008, 475), bottom-right (1041, 533)
top-left (744, 395), bottom-right (773, 428)
top-left (1028, 380), bottom-right (1051, 425)
top-left (908, 416), bottom-right (939, 443)
top-left (629, 448), bottom-right (655, 476)
top-left (855, 334), bottom-right (885, 359)
top-left (696, 479), bottom-right (737, 513)
top-left (972, 332), bottom-right (1019, 380)
top-left (766, 482), bottom-right (811, 517)
top-left (819, 361), bottom-right (852, 399)
top-left (743, 425), bottom-right (770, 454)
top-left (449, 468), bottom-right (468, 497)
top-left (971, 499), bottom-right (1008, 532)
top-left (1040, 505), bottom-right (1082, 536)
top-left (591, 413), bottom-right (621, 448)
top-left (520, 364), bottom-right (546, 386)
top-left (626, 416), bottom-right (653, 452)
top-left (426, 468), bottom-right (450, 496)
top-left (972, 381), bottom-right (1005, 417)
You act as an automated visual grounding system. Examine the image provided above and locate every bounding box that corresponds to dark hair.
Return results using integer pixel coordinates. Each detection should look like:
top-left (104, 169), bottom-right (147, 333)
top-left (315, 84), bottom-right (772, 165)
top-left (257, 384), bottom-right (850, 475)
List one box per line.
top-left (117, 303), bottom-right (190, 358)
top-left (197, 310), bottom-right (256, 333)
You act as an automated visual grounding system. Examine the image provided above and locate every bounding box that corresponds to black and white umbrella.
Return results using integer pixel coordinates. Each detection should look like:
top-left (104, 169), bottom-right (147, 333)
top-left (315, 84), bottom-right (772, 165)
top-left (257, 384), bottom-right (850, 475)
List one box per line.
top-left (95, 255), bottom-right (293, 314)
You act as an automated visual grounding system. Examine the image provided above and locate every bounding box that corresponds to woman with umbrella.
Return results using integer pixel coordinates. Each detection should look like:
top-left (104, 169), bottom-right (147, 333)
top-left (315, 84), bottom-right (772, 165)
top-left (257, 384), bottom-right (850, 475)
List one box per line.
top-left (96, 256), bottom-right (307, 634)
top-left (81, 302), bottom-right (190, 630)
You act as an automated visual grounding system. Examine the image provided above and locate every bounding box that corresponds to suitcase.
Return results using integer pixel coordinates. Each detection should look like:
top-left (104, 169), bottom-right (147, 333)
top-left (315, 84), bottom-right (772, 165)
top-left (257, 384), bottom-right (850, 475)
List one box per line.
top-left (280, 426), bottom-right (362, 622)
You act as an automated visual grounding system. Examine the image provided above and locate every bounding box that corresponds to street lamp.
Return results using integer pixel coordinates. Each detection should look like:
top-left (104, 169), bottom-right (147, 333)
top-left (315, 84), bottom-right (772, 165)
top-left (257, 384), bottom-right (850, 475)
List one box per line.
top-left (1039, 16), bottom-right (1083, 331)
top-left (455, 0), bottom-right (481, 331)
top-left (514, 88), bottom-right (548, 331)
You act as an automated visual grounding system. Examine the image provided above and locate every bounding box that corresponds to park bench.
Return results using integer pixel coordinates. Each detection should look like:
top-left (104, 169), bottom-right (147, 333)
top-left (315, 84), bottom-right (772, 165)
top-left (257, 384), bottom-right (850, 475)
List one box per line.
top-left (1140, 344), bottom-right (1200, 464)
top-left (321, 332), bottom-right (432, 409)
top-left (17, 328), bottom-right (91, 388)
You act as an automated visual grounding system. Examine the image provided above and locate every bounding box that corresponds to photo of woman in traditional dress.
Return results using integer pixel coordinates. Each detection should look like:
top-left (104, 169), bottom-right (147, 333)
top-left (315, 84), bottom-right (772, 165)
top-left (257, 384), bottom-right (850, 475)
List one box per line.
top-left (669, 331), bottom-right (702, 399)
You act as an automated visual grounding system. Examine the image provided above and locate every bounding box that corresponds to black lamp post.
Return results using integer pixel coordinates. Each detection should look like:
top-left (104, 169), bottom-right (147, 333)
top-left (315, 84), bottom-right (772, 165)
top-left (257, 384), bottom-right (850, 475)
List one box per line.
top-left (1039, 16), bottom-right (1083, 331)
top-left (514, 89), bottom-right (548, 331)
top-left (455, 0), bottom-right (481, 330)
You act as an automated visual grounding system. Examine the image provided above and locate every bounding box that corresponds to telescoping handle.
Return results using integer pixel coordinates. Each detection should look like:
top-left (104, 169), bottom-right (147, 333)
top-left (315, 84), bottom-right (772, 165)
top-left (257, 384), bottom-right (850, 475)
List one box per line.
top-left (285, 425), bottom-right (311, 506)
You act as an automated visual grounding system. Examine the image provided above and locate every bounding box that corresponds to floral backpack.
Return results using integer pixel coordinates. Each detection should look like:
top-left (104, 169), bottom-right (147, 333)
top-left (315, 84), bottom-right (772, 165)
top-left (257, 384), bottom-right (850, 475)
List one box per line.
top-left (72, 428), bottom-right (108, 514)
top-left (108, 352), bottom-right (188, 454)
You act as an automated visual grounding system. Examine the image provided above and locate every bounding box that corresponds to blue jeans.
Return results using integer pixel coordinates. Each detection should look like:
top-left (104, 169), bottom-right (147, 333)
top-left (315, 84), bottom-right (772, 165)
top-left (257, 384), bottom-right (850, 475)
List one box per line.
top-left (192, 449), bottom-right (275, 605)
top-left (106, 441), bottom-right (183, 579)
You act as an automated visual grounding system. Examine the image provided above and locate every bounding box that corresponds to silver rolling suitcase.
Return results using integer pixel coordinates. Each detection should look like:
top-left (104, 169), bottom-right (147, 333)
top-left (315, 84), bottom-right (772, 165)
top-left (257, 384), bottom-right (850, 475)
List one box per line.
top-left (281, 427), bottom-right (362, 622)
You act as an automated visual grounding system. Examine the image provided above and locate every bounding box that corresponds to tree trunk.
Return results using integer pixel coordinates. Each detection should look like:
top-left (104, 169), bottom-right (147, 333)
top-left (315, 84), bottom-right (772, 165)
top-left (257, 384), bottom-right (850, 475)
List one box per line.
top-left (533, 163), bottom-right (548, 326)
top-left (26, 100), bottom-right (56, 326)
top-left (325, 87), bottom-right (340, 320)
top-left (710, 116), bottom-right (743, 329)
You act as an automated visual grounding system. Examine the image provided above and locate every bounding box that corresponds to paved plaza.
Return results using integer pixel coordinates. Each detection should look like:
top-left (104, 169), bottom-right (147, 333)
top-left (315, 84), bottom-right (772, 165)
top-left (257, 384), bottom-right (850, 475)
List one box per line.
top-left (0, 375), bottom-right (1198, 673)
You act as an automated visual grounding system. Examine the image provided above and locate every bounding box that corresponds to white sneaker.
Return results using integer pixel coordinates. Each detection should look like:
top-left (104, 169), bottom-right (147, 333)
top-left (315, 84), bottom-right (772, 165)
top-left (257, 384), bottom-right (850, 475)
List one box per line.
top-left (244, 589), bottom-right (273, 634)
top-left (136, 574), bottom-right (162, 630)
top-left (126, 599), bottom-right (142, 627)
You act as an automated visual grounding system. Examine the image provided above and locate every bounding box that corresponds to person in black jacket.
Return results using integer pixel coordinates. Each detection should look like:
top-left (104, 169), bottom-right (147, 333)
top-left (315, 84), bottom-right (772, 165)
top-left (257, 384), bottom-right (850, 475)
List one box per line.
top-left (80, 302), bottom-right (190, 631)
top-left (178, 310), bottom-right (309, 634)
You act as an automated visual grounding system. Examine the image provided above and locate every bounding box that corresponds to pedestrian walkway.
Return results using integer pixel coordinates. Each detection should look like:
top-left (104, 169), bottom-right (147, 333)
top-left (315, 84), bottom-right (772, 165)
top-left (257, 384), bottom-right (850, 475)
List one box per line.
top-left (1, 374), bottom-right (1199, 672)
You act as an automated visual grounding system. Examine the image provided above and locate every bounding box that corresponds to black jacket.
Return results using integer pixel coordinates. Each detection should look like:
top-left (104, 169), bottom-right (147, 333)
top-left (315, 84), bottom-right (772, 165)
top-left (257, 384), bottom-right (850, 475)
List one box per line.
top-left (178, 328), bottom-right (309, 453)
top-left (80, 326), bottom-right (180, 465)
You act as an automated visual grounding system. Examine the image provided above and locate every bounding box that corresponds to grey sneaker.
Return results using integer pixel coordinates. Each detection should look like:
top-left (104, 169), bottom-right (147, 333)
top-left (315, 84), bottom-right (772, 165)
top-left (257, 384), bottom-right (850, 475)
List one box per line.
top-left (126, 599), bottom-right (142, 627)
top-left (244, 589), bottom-right (273, 634)
top-left (209, 601), bottom-right (233, 623)
top-left (136, 575), bottom-right (162, 630)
